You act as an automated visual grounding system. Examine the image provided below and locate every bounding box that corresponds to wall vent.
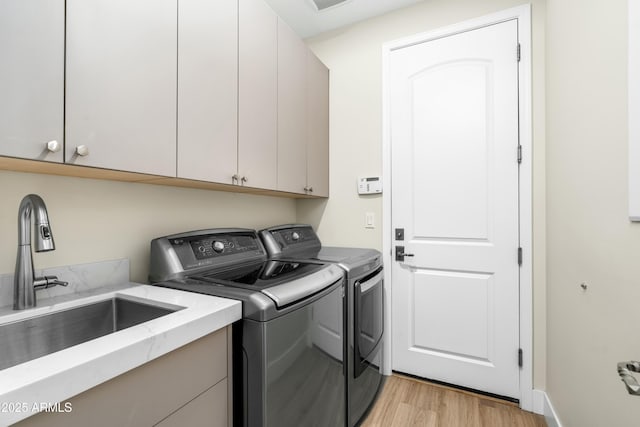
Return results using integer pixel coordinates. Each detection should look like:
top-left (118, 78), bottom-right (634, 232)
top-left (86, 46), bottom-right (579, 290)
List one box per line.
top-left (309, 0), bottom-right (352, 12)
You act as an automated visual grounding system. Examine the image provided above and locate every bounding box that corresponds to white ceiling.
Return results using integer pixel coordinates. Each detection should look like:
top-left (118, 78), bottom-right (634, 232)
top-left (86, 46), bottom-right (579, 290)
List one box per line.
top-left (263, 0), bottom-right (424, 39)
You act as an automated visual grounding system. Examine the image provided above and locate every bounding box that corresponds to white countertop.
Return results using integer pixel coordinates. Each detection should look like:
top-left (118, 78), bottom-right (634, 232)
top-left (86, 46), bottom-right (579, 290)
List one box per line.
top-left (0, 283), bottom-right (241, 426)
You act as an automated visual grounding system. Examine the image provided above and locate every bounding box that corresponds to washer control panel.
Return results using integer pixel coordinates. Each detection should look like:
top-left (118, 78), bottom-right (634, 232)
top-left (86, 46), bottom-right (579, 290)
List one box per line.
top-left (272, 227), bottom-right (316, 249)
top-left (259, 225), bottom-right (322, 257)
top-left (170, 234), bottom-right (260, 260)
top-left (150, 228), bottom-right (267, 281)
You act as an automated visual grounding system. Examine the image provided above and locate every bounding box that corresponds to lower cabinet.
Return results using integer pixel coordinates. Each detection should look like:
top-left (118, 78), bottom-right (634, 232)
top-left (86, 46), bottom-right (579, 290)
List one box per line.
top-left (15, 327), bottom-right (231, 427)
top-left (156, 379), bottom-right (228, 427)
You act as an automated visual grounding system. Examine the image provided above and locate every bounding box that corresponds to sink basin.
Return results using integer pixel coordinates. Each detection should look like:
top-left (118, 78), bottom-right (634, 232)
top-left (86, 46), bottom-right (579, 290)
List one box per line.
top-left (0, 297), bottom-right (183, 371)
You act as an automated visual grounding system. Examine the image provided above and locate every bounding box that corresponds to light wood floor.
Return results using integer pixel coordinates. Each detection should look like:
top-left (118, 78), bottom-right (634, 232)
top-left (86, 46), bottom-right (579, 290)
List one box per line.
top-left (361, 375), bottom-right (547, 427)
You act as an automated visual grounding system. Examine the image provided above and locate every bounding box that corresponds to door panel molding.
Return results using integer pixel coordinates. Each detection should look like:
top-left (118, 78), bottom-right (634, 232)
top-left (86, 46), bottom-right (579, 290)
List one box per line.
top-left (382, 4), bottom-right (533, 410)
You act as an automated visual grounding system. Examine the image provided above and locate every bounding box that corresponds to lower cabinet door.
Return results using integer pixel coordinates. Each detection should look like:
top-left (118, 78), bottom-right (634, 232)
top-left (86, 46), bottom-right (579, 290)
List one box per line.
top-left (155, 379), bottom-right (228, 427)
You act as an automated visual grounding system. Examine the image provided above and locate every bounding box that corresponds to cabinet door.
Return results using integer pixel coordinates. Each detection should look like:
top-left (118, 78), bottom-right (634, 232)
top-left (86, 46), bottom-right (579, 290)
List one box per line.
top-left (66, 0), bottom-right (177, 176)
top-left (155, 380), bottom-right (227, 427)
top-left (277, 19), bottom-right (307, 194)
top-left (0, 0), bottom-right (64, 162)
top-left (238, 0), bottom-right (277, 190)
top-left (178, 0), bottom-right (238, 184)
top-left (306, 52), bottom-right (330, 197)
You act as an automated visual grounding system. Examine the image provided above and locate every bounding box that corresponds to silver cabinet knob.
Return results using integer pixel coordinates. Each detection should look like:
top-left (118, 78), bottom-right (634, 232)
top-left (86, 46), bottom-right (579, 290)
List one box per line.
top-left (75, 145), bottom-right (89, 156)
top-left (46, 140), bottom-right (61, 153)
top-left (241, 176), bottom-right (248, 184)
top-left (308, 186), bottom-right (313, 193)
top-left (232, 174), bottom-right (239, 184)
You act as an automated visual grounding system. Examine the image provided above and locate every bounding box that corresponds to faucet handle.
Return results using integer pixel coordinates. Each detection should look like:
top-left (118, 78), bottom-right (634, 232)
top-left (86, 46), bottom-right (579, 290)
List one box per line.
top-left (34, 276), bottom-right (69, 291)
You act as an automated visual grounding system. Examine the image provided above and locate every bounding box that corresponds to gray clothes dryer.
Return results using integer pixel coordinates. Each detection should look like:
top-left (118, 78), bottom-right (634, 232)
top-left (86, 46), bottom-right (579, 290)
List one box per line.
top-left (259, 225), bottom-right (384, 427)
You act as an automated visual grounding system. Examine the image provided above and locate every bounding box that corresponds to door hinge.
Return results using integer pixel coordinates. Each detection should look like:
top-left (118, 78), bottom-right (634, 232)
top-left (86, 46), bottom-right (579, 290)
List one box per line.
top-left (517, 247), bottom-right (523, 266)
top-left (517, 43), bottom-right (521, 62)
top-left (517, 145), bottom-right (522, 164)
top-left (518, 348), bottom-right (523, 367)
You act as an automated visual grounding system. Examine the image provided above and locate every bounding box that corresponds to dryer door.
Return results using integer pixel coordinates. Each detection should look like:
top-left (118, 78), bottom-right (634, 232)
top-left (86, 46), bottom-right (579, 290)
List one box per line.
top-left (354, 267), bottom-right (384, 377)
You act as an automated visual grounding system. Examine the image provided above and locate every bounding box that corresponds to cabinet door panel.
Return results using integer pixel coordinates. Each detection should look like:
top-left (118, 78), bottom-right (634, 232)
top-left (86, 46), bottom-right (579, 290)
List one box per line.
top-left (0, 0), bottom-right (64, 162)
top-left (238, 0), bottom-right (277, 190)
top-left (16, 328), bottom-right (228, 427)
top-left (178, 0), bottom-right (238, 184)
top-left (66, 0), bottom-right (177, 176)
top-left (277, 19), bottom-right (307, 194)
top-left (155, 380), bottom-right (227, 427)
top-left (307, 52), bottom-right (330, 197)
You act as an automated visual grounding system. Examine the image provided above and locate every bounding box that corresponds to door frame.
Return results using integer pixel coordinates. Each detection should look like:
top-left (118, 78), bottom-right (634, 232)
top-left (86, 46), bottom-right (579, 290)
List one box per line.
top-left (381, 4), bottom-right (533, 410)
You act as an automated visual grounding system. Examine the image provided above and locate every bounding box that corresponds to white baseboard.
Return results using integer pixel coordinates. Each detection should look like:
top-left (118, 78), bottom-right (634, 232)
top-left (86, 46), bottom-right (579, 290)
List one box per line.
top-left (532, 389), bottom-right (545, 415)
top-left (537, 390), bottom-right (562, 427)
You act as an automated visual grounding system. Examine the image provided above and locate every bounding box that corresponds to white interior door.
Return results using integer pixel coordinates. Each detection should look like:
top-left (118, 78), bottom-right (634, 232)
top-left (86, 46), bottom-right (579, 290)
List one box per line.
top-left (390, 19), bottom-right (521, 399)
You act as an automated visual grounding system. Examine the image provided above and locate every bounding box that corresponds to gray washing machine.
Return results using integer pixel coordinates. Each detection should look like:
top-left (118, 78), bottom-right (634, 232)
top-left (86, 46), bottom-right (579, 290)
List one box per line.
top-left (149, 228), bottom-right (346, 427)
top-left (259, 224), bottom-right (384, 427)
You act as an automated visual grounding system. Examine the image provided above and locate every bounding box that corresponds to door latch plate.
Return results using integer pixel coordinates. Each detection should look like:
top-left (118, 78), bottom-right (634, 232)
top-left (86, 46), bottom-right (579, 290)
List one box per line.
top-left (395, 245), bottom-right (414, 262)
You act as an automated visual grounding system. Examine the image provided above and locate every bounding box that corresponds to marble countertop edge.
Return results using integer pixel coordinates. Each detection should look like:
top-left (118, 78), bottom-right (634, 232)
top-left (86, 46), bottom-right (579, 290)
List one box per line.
top-left (0, 284), bottom-right (241, 426)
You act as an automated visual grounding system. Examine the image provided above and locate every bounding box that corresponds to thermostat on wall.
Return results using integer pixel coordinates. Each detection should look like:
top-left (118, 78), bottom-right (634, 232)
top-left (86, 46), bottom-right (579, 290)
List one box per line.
top-left (358, 176), bottom-right (382, 195)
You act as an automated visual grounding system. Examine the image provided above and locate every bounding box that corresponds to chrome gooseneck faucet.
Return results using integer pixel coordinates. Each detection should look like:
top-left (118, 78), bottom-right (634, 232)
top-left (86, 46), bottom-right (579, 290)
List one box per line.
top-left (14, 194), bottom-right (67, 310)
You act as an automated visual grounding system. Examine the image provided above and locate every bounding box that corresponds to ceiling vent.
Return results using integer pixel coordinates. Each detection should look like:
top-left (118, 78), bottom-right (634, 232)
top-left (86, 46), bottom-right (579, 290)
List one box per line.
top-left (309, 0), bottom-right (352, 12)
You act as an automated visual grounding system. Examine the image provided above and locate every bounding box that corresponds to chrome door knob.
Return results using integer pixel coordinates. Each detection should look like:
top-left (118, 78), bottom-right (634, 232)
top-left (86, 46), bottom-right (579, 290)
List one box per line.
top-left (46, 140), bottom-right (61, 153)
top-left (75, 145), bottom-right (89, 156)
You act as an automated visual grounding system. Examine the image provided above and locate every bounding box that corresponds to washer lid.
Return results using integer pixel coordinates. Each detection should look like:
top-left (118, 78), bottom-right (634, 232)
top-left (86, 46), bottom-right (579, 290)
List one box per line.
top-left (260, 264), bottom-right (344, 308)
top-left (192, 261), bottom-right (343, 308)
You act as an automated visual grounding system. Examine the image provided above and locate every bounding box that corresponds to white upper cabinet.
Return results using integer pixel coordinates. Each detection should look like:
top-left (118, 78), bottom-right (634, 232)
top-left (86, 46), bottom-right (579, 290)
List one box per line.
top-left (65, 0), bottom-right (177, 176)
top-left (277, 18), bottom-right (308, 194)
top-left (238, 0), bottom-right (278, 190)
top-left (306, 52), bottom-right (330, 197)
top-left (0, 0), bottom-right (329, 197)
top-left (177, 0), bottom-right (238, 183)
top-left (0, 0), bottom-right (64, 163)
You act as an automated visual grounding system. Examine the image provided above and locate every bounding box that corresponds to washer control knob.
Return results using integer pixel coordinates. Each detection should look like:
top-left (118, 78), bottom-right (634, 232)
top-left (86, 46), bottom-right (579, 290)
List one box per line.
top-left (291, 232), bottom-right (300, 241)
top-left (212, 241), bottom-right (225, 253)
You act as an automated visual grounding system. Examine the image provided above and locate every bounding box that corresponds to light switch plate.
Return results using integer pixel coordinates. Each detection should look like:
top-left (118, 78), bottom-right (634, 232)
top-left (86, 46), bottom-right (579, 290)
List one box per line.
top-left (365, 212), bottom-right (375, 228)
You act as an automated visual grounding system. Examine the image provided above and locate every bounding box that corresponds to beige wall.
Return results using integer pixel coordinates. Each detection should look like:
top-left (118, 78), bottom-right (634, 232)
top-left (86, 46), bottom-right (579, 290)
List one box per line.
top-left (298, 0), bottom-right (548, 390)
top-left (4, 1), bottom-right (637, 424)
top-left (0, 171), bottom-right (296, 283)
top-left (546, 0), bottom-right (640, 425)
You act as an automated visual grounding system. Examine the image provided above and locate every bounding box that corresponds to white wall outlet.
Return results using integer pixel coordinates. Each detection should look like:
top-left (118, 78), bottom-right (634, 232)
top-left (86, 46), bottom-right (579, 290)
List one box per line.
top-left (365, 212), bottom-right (375, 228)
